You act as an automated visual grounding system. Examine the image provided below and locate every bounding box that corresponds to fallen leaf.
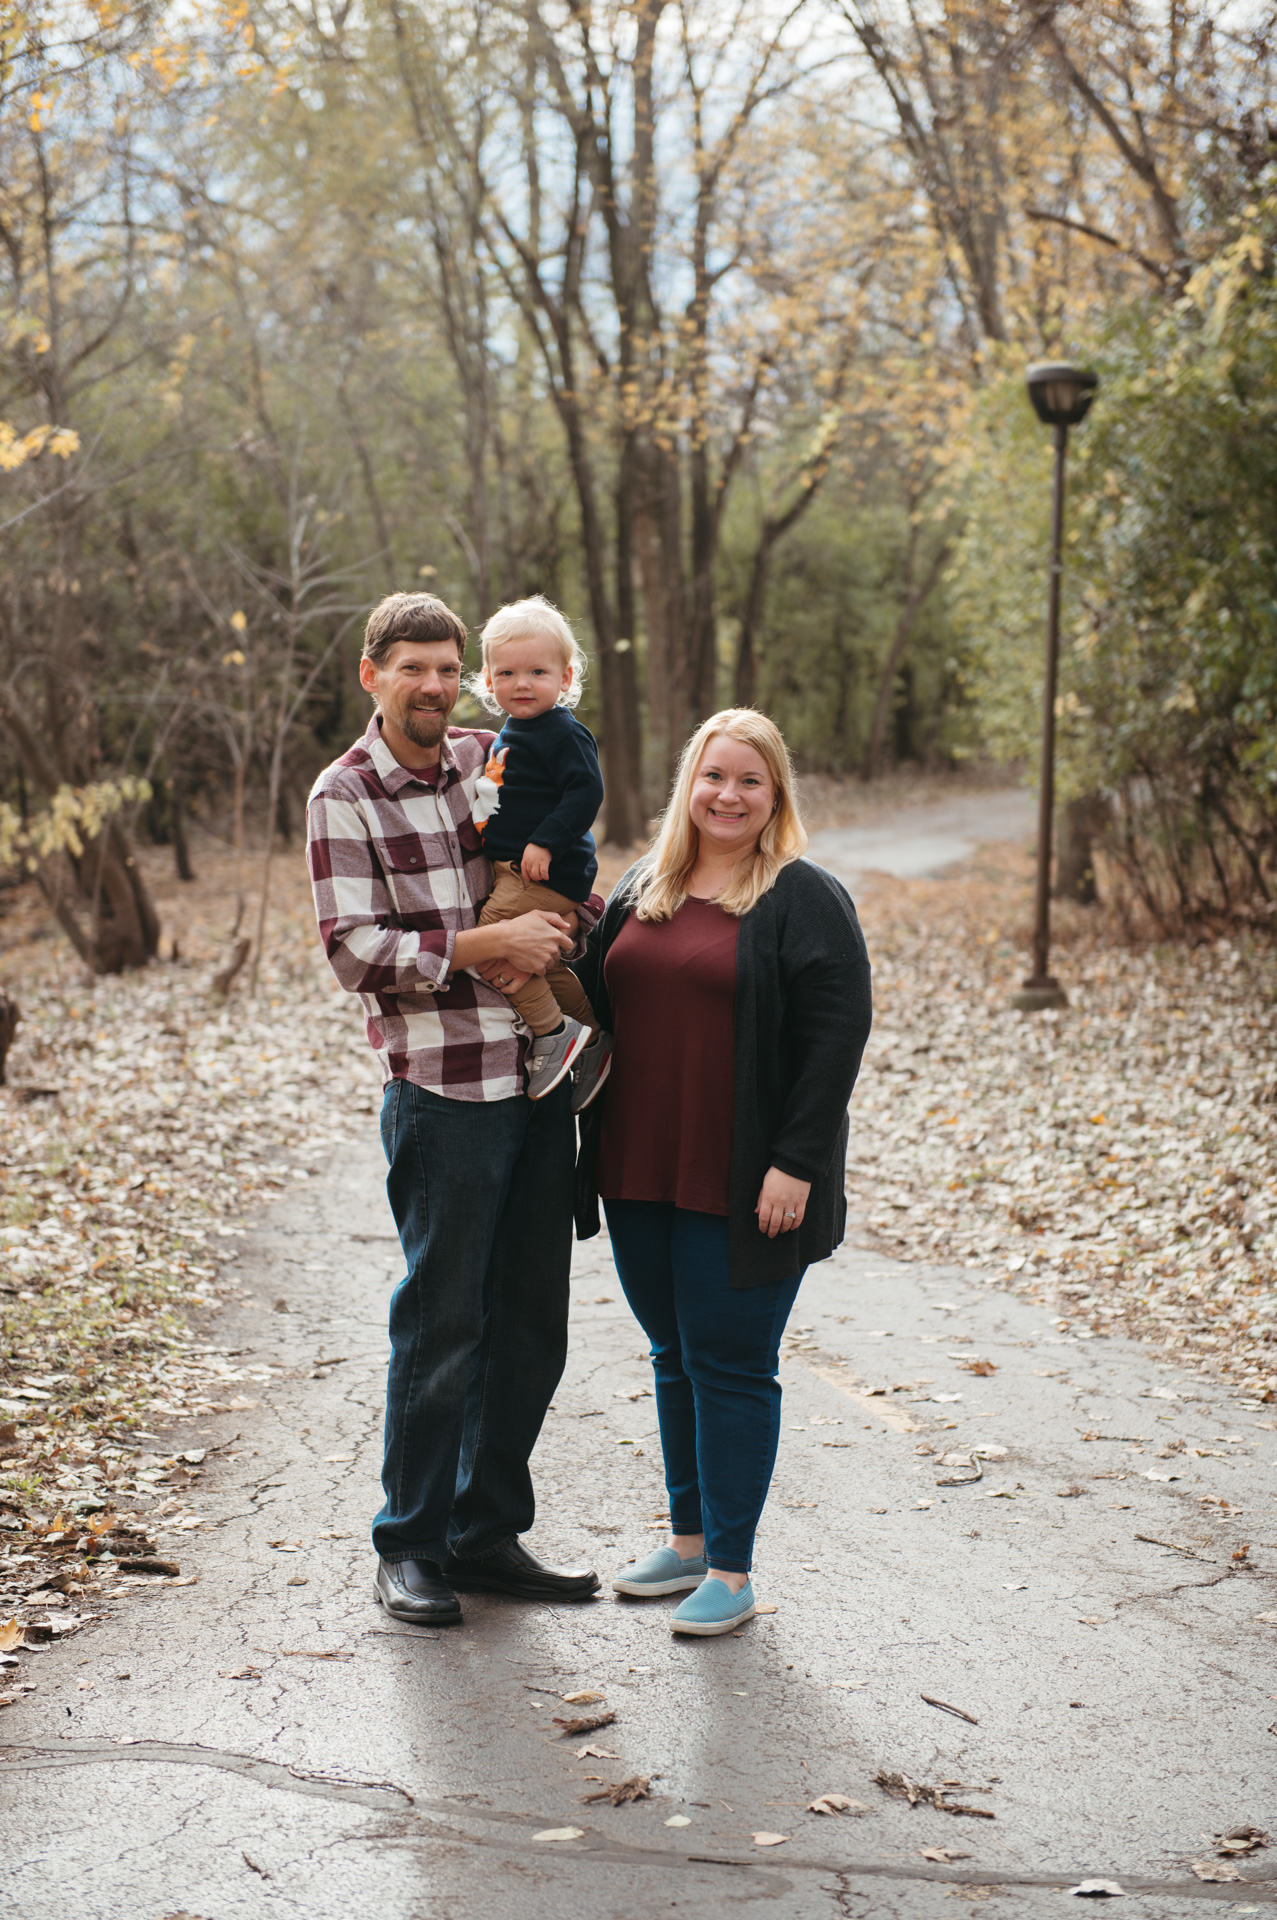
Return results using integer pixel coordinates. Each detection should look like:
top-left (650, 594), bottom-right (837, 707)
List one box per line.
top-left (554, 1709), bottom-right (616, 1737)
top-left (562, 1690), bottom-right (606, 1704)
top-left (574, 1744), bottom-right (618, 1760)
top-left (218, 1667), bottom-right (260, 1680)
top-left (1215, 1825), bottom-right (1267, 1855)
top-left (117, 1558), bottom-right (180, 1577)
top-left (752, 1832), bottom-right (789, 1847)
top-left (960, 1359), bottom-right (998, 1376)
top-left (1191, 1860), bottom-right (1243, 1883)
top-left (755, 1603), bottom-right (779, 1614)
top-left (808, 1794), bottom-right (863, 1815)
top-left (582, 1774), bottom-right (650, 1806)
top-left (0, 1619), bottom-right (22, 1653)
top-left (1067, 1882), bottom-right (1126, 1898)
top-left (664, 1814), bottom-right (692, 1828)
top-left (922, 1847), bottom-right (971, 1863)
top-left (936, 1453), bottom-right (983, 1487)
top-left (1254, 1612), bottom-right (1277, 1625)
top-left (533, 1827), bottom-right (583, 1842)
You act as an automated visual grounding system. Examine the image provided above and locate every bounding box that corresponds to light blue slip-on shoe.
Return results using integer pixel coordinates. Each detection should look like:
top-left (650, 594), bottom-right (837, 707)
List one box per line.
top-left (612, 1546), bottom-right (708, 1598)
top-left (670, 1575), bottom-right (756, 1636)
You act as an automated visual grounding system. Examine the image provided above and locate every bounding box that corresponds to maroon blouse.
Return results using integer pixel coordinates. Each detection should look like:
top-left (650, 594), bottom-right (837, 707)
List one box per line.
top-left (595, 896), bottom-right (739, 1214)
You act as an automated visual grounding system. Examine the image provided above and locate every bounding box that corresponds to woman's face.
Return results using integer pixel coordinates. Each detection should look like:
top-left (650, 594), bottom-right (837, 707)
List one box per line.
top-left (688, 734), bottom-right (777, 857)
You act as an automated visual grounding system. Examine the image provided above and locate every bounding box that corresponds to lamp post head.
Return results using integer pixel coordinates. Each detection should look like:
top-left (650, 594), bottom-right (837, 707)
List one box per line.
top-left (1025, 361), bottom-right (1099, 429)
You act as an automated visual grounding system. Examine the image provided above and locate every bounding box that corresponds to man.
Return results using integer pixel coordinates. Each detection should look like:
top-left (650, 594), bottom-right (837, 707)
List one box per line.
top-left (306, 591), bottom-right (600, 1623)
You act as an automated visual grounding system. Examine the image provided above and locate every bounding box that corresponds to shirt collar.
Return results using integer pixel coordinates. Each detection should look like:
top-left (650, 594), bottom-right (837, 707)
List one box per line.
top-left (365, 713), bottom-right (458, 797)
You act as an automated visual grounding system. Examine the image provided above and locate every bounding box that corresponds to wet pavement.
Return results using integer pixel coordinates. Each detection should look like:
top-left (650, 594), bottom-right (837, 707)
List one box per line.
top-left (4, 1133), bottom-right (1276, 1918)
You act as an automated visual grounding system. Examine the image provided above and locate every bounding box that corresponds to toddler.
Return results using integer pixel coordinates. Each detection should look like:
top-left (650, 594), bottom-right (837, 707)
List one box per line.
top-left (469, 596), bottom-right (612, 1109)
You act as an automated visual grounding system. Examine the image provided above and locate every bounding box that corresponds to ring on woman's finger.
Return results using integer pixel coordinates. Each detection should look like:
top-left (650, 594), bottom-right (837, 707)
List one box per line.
top-left (783, 1209), bottom-right (796, 1219)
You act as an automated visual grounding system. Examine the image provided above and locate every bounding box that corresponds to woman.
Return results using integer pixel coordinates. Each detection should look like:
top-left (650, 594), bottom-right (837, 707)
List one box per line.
top-left (572, 709), bottom-right (872, 1636)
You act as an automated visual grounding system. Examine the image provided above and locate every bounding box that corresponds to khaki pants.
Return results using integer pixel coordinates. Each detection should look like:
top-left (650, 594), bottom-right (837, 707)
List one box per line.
top-left (478, 861), bottom-right (598, 1038)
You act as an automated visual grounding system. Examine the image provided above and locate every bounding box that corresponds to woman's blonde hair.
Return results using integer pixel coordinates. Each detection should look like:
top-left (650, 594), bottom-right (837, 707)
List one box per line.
top-left (466, 594), bottom-right (587, 714)
top-left (630, 708), bottom-right (808, 921)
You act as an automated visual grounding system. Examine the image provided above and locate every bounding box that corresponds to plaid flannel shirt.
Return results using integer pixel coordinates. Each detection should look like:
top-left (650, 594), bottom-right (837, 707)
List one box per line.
top-left (307, 715), bottom-right (594, 1102)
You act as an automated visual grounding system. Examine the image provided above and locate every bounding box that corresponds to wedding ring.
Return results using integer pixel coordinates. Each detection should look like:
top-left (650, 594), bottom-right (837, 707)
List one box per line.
top-left (784, 1210), bottom-right (796, 1218)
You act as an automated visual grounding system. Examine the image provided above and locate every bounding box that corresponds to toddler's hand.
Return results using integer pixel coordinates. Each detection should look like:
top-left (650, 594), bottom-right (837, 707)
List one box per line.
top-left (521, 843), bottom-right (552, 886)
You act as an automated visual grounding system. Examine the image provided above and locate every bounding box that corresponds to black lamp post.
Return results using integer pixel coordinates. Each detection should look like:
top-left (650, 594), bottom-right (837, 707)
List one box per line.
top-left (1012, 361), bottom-right (1099, 1015)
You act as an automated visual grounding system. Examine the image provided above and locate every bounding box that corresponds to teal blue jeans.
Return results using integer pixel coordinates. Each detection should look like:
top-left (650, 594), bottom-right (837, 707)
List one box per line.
top-left (604, 1200), bottom-right (804, 1573)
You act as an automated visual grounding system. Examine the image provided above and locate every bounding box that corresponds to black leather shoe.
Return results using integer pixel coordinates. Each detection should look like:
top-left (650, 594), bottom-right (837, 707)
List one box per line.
top-left (374, 1555), bottom-right (462, 1623)
top-left (441, 1537), bottom-right (600, 1601)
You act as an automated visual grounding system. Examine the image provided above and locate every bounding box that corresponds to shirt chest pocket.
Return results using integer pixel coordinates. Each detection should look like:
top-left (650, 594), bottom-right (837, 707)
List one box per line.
top-left (373, 836), bottom-right (434, 916)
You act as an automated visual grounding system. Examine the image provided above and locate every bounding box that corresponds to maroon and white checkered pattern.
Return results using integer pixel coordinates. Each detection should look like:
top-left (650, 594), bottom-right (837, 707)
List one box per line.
top-left (306, 716), bottom-right (527, 1101)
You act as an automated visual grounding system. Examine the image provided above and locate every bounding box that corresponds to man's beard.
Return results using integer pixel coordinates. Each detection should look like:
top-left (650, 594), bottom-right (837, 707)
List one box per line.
top-left (396, 701), bottom-right (449, 749)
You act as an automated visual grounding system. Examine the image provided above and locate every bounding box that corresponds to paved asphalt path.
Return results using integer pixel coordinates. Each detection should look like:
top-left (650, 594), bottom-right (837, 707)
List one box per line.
top-left (4, 802), bottom-right (1275, 1917)
top-left (806, 790), bottom-right (1035, 886)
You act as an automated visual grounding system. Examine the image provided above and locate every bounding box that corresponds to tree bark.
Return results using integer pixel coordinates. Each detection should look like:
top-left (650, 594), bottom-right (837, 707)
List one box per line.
top-left (1053, 794), bottom-right (1107, 905)
top-left (864, 533), bottom-right (948, 780)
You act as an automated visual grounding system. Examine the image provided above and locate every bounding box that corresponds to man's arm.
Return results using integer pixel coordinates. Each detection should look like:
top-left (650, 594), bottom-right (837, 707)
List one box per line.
top-left (307, 788), bottom-right (574, 993)
top-left (452, 916), bottom-right (573, 975)
top-left (307, 790), bottom-right (456, 994)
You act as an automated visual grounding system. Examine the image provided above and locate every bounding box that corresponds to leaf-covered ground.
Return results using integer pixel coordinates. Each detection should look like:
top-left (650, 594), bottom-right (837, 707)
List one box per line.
top-left (847, 840), bottom-right (1277, 1404)
top-left (0, 842), bottom-right (375, 1644)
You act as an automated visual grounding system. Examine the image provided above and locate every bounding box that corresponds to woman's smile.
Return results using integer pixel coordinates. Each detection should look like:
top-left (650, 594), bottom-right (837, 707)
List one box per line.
top-left (689, 735), bottom-right (776, 852)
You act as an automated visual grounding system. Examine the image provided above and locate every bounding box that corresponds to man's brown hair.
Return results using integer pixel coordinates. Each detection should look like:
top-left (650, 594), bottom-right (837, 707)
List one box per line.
top-left (362, 592), bottom-right (468, 667)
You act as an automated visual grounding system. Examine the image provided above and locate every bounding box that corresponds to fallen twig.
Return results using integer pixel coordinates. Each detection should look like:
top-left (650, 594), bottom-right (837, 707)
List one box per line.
top-left (921, 1693), bottom-right (979, 1725)
top-left (1134, 1534), bottom-right (1214, 1562)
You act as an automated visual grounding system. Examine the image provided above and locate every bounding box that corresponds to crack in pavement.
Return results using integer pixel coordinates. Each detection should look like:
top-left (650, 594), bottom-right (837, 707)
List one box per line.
top-left (4, 1742), bottom-right (1275, 1901)
top-left (0, 1739), bottom-right (415, 1811)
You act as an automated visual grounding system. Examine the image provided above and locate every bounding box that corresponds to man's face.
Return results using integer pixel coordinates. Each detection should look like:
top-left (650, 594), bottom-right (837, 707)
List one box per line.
top-left (359, 638), bottom-right (463, 750)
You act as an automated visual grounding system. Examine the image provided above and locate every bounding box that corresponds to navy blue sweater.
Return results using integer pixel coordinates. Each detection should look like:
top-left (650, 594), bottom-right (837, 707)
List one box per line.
top-left (482, 706), bottom-right (604, 901)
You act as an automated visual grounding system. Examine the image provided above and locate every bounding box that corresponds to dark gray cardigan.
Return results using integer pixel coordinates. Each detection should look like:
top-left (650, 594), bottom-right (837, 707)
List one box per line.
top-left (569, 857), bottom-right (873, 1289)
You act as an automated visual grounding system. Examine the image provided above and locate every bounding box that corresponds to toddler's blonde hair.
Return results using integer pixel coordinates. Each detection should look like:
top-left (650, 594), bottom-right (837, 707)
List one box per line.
top-left (467, 594), bottom-right (587, 714)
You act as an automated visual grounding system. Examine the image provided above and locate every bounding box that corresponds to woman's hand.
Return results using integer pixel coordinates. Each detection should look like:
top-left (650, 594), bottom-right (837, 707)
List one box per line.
top-left (755, 1166), bottom-right (811, 1238)
top-left (476, 957), bottom-right (532, 994)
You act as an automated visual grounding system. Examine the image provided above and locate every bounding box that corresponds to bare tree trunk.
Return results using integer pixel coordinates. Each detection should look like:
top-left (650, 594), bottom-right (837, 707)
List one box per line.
top-left (1054, 794), bottom-right (1107, 904)
top-left (864, 535), bottom-right (948, 780)
top-left (171, 776), bottom-right (195, 882)
top-left (0, 990), bottom-right (20, 1085)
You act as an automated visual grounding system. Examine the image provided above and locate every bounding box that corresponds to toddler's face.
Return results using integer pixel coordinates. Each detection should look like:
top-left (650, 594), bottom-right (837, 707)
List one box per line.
top-left (485, 634), bottom-right (572, 719)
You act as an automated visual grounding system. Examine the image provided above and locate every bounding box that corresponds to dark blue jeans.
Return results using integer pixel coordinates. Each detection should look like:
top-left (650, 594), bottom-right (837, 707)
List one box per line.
top-left (603, 1200), bottom-right (804, 1574)
top-left (374, 1077), bottom-right (574, 1565)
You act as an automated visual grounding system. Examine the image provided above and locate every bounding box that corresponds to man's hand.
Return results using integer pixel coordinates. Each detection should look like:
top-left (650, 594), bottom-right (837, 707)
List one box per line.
top-left (755, 1166), bottom-right (811, 1238)
top-left (521, 843), bottom-right (553, 886)
top-left (498, 909), bottom-right (574, 975)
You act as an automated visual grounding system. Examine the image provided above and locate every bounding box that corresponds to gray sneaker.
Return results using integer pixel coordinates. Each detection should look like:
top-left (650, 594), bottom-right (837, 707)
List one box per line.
top-left (525, 1016), bottom-right (589, 1101)
top-left (570, 1030), bottom-right (613, 1114)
